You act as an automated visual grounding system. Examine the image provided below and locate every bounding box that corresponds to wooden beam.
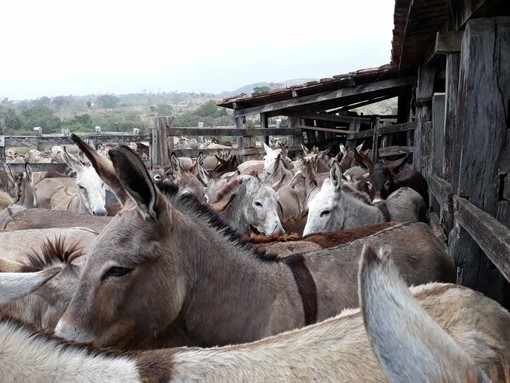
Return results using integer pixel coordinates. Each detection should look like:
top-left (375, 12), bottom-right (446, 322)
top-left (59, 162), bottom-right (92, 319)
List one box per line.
top-left (378, 121), bottom-right (416, 135)
top-left (6, 162), bottom-right (69, 173)
top-left (416, 66), bottom-right (436, 102)
top-left (294, 125), bottom-right (352, 135)
top-left (285, 112), bottom-right (372, 125)
top-left (166, 127), bottom-right (297, 137)
top-left (232, 77), bottom-right (416, 117)
top-left (169, 146), bottom-right (302, 158)
top-left (454, 196), bottom-right (510, 283)
top-left (378, 145), bottom-right (413, 157)
top-left (427, 174), bottom-right (452, 208)
top-left (458, 0), bottom-right (490, 28)
top-left (434, 31), bottom-right (464, 54)
top-left (4, 134), bottom-right (151, 148)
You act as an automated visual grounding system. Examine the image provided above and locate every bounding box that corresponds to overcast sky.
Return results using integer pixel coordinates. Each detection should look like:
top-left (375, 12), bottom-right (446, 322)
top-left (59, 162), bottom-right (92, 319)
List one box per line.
top-left (1, 1), bottom-right (395, 101)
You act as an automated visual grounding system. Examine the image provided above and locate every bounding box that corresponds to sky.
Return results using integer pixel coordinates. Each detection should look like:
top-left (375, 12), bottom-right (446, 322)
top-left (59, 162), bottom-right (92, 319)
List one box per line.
top-left (1, 1), bottom-right (395, 101)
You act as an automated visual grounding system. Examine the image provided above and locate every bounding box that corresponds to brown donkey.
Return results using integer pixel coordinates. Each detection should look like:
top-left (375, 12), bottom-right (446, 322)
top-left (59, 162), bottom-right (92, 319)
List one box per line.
top-left (55, 145), bottom-right (454, 350)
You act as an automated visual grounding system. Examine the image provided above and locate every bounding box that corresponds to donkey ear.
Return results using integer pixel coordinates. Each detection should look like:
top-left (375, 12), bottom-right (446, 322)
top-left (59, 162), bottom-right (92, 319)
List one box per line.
top-left (170, 152), bottom-right (181, 176)
top-left (24, 163), bottom-right (33, 181)
top-left (109, 146), bottom-right (158, 220)
top-left (387, 155), bottom-right (409, 174)
top-left (71, 133), bottom-right (128, 204)
top-left (359, 243), bottom-right (490, 383)
top-left (0, 267), bottom-right (61, 305)
top-left (61, 148), bottom-right (84, 173)
top-left (329, 161), bottom-right (342, 191)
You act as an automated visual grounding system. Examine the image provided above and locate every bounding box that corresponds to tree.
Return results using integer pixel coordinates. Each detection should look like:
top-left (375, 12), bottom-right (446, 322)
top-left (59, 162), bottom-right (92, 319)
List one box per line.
top-left (253, 86), bottom-right (271, 94)
top-left (0, 108), bottom-right (23, 132)
top-left (36, 96), bottom-right (51, 107)
top-left (22, 106), bottom-right (61, 133)
top-left (52, 96), bottom-right (68, 110)
top-left (97, 94), bottom-right (120, 109)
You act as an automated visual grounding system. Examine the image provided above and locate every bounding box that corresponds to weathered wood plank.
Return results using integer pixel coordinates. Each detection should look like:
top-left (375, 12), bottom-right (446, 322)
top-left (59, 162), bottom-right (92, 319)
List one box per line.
top-left (454, 196), bottom-right (510, 283)
top-left (449, 17), bottom-right (510, 305)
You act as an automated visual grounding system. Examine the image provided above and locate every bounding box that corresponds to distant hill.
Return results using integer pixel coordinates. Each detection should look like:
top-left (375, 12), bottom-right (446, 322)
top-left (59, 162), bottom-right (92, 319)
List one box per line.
top-left (220, 78), bottom-right (316, 97)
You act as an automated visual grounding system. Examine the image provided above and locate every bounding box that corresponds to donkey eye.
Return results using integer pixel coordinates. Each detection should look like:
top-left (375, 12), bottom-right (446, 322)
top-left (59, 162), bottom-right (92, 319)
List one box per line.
top-left (320, 210), bottom-right (330, 217)
top-left (254, 201), bottom-right (263, 208)
top-left (102, 266), bottom-right (133, 281)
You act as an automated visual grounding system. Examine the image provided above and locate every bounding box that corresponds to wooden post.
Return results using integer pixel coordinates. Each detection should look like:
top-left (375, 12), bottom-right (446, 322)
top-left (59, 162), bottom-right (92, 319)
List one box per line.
top-left (371, 117), bottom-right (380, 162)
top-left (235, 116), bottom-right (246, 161)
top-left (431, 93), bottom-right (446, 177)
top-left (444, 53), bottom-right (460, 183)
top-left (448, 17), bottom-right (510, 305)
top-left (260, 113), bottom-right (269, 146)
top-left (152, 117), bottom-right (170, 168)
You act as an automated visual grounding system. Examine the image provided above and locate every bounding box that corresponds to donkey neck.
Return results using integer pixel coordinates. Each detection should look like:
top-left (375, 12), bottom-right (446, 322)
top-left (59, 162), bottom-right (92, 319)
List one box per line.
top-left (165, 206), bottom-right (304, 347)
top-left (17, 178), bottom-right (37, 208)
top-left (340, 189), bottom-right (384, 229)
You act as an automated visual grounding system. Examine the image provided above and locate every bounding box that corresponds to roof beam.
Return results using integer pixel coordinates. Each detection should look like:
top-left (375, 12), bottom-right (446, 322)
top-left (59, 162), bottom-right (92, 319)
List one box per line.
top-left (232, 77), bottom-right (416, 118)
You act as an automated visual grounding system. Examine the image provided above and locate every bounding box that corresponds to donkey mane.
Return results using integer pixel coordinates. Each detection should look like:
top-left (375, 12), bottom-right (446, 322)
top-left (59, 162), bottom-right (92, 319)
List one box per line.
top-left (341, 182), bottom-right (372, 204)
top-left (214, 177), bottom-right (240, 202)
top-left (157, 182), bottom-right (279, 262)
top-left (22, 237), bottom-right (85, 272)
top-left (246, 221), bottom-right (399, 248)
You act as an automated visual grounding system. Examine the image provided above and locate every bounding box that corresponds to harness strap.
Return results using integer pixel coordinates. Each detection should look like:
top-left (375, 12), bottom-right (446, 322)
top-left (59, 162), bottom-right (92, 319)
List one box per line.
top-left (282, 254), bottom-right (318, 326)
top-left (374, 201), bottom-right (392, 222)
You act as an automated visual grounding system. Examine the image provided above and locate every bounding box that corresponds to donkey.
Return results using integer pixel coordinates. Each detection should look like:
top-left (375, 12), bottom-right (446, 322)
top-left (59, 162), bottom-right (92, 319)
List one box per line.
top-left (48, 148), bottom-right (107, 216)
top-left (4, 162), bottom-right (37, 208)
top-left (209, 174), bottom-right (285, 236)
top-left (55, 145), bottom-right (454, 350)
top-left (357, 154), bottom-right (429, 208)
top-left (0, 207), bottom-right (112, 232)
top-left (303, 161), bottom-right (426, 236)
top-left (0, 237), bottom-right (86, 329)
top-left (2, 245), bottom-right (510, 382)
top-left (166, 152), bottom-right (207, 203)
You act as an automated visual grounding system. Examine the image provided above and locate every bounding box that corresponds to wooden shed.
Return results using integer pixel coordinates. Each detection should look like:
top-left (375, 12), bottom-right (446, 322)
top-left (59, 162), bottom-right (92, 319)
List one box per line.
top-left (218, 0), bottom-right (510, 308)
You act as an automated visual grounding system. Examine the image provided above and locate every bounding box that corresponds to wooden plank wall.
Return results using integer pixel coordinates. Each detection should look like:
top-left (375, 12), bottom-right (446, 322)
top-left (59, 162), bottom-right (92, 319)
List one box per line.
top-left (418, 17), bottom-right (510, 307)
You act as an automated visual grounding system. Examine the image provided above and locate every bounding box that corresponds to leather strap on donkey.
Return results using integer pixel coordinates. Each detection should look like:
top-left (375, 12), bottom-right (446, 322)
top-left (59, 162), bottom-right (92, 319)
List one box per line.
top-left (281, 254), bottom-right (318, 326)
